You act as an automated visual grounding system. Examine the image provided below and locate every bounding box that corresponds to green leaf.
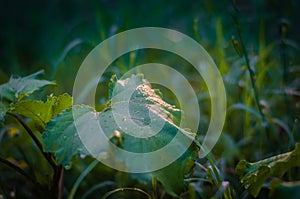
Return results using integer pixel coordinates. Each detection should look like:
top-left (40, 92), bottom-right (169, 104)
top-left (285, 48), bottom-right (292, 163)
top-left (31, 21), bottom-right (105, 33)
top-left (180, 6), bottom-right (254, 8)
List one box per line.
top-left (153, 146), bottom-right (198, 196)
top-left (43, 74), bottom-right (198, 196)
top-left (236, 143), bottom-right (300, 197)
top-left (43, 105), bottom-right (92, 168)
top-left (104, 74), bottom-right (197, 195)
top-left (99, 109), bottom-right (196, 196)
top-left (48, 93), bottom-right (73, 116)
top-left (0, 70), bottom-right (55, 102)
top-left (229, 103), bottom-right (261, 120)
top-left (10, 93), bottom-right (72, 129)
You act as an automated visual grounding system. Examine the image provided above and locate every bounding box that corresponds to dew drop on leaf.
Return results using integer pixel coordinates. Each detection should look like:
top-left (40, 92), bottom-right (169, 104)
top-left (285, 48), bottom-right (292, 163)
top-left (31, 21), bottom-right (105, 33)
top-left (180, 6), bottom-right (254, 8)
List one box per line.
top-left (80, 153), bottom-right (86, 159)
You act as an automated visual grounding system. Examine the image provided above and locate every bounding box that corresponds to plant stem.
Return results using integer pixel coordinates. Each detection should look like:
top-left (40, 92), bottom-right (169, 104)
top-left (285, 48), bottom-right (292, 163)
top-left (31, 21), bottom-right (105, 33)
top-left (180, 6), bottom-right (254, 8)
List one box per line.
top-left (6, 112), bottom-right (64, 198)
top-left (7, 112), bottom-right (57, 169)
top-left (152, 177), bottom-right (157, 199)
top-left (58, 167), bottom-right (64, 199)
top-left (232, 2), bottom-right (268, 132)
top-left (51, 165), bottom-right (63, 198)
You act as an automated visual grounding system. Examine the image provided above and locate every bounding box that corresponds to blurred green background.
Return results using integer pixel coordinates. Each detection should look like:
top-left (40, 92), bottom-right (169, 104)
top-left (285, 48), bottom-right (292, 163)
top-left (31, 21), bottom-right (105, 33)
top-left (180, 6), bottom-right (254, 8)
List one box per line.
top-left (1, 0), bottom-right (299, 84)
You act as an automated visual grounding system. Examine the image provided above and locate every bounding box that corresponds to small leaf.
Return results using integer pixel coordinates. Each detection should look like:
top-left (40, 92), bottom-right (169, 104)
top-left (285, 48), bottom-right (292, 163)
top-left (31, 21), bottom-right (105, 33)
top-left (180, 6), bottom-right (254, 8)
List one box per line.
top-left (0, 70), bottom-right (55, 102)
top-left (47, 93), bottom-right (73, 116)
top-left (11, 100), bottom-right (52, 129)
top-left (10, 93), bottom-right (72, 130)
top-left (236, 143), bottom-right (300, 197)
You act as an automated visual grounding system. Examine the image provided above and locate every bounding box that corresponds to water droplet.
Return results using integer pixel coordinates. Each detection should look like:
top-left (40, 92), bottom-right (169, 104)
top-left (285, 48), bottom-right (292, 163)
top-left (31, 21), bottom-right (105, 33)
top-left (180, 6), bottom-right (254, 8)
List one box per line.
top-left (80, 153), bottom-right (86, 159)
top-left (65, 164), bottom-right (71, 170)
top-left (114, 130), bottom-right (121, 137)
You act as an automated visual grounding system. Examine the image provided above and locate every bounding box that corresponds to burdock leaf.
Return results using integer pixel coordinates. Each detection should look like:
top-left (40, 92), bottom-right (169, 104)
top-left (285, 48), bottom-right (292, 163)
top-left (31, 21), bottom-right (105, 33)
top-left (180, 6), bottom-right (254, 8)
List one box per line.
top-left (236, 143), bottom-right (300, 197)
top-left (43, 74), bottom-right (198, 196)
top-left (103, 74), bottom-right (197, 195)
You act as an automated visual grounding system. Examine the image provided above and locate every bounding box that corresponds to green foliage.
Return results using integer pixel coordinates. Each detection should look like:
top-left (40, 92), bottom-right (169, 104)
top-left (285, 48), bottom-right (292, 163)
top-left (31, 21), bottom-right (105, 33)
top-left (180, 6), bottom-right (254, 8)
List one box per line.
top-left (0, 70), bottom-right (55, 102)
top-left (43, 74), bottom-right (198, 196)
top-left (152, 145), bottom-right (198, 196)
top-left (104, 75), bottom-right (198, 196)
top-left (43, 105), bottom-right (91, 168)
top-left (236, 143), bottom-right (300, 197)
top-left (10, 93), bottom-right (72, 130)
